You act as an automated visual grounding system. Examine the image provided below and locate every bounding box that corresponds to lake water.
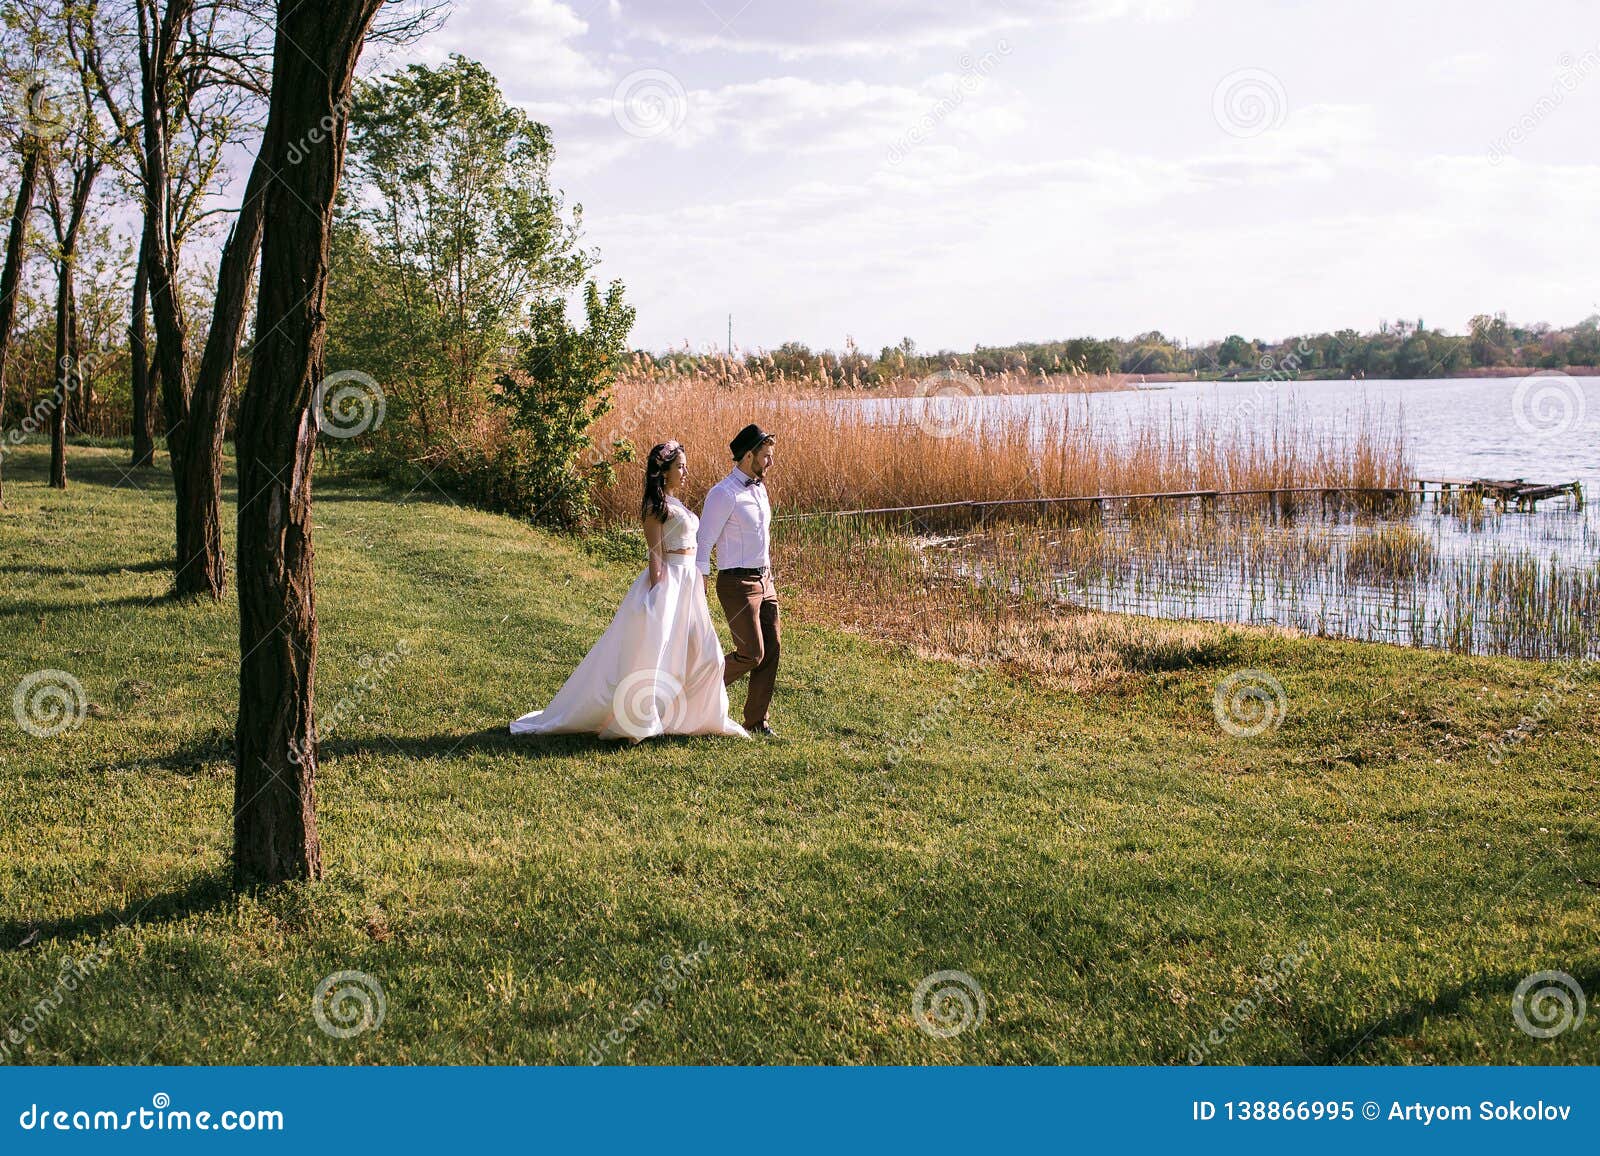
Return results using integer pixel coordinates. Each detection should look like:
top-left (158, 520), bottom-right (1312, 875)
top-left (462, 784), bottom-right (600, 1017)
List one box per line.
top-left (1105, 376), bottom-right (1598, 490)
top-left (860, 375), bottom-right (1598, 489)
top-left (849, 377), bottom-right (1600, 658)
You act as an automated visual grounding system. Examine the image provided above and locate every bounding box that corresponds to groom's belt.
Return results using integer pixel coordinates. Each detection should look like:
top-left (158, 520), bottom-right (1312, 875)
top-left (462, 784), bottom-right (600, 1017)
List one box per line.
top-left (717, 565), bottom-right (769, 577)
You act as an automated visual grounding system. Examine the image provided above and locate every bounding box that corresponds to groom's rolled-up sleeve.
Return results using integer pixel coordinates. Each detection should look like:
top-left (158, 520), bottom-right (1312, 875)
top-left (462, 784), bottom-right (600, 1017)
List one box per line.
top-left (696, 485), bottom-right (733, 577)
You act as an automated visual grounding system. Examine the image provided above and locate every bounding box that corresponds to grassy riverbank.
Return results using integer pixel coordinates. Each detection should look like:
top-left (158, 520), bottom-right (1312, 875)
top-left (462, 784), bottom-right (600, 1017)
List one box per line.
top-left (1, 442), bottom-right (1596, 1064)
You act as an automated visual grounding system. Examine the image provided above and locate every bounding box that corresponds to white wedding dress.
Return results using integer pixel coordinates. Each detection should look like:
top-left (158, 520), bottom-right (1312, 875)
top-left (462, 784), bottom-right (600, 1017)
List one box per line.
top-left (511, 496), bottom-right (750, 742)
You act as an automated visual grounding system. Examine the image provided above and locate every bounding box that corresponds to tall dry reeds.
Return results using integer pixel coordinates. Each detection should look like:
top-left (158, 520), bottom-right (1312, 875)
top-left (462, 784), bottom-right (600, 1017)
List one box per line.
top-left (588, 365), bottom-right (1410, 523)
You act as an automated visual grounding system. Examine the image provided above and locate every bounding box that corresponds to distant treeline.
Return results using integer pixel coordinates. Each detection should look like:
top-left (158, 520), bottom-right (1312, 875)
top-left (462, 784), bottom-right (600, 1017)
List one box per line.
top-left (649, 314), bottom-right (1600, 388)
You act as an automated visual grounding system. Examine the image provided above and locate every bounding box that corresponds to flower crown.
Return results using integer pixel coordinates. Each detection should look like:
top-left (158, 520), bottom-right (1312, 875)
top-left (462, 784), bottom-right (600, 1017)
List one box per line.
top-left (647, 440), bottom-right (682, 472)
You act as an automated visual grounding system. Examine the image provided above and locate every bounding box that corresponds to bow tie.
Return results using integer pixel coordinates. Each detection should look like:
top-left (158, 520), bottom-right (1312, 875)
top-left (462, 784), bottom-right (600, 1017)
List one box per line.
top-left (743, 476), bottom-right (763, 487)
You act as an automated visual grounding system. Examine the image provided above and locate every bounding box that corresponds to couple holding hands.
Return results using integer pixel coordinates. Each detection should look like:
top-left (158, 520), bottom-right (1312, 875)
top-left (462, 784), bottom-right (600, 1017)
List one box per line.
top-left (510, 424), bottom-right (781, 743)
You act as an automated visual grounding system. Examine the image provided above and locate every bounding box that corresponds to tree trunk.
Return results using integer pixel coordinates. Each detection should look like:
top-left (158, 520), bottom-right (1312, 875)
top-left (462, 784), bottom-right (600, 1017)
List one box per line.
top-left (45, 157), bottom-right (98, 490)
top-left (67, 324), bottom-right (89, 435)
top-left (142, 1), bottom-right (193, 424)
top-left (0, 138), bottom-right (40, 504)
top-left (67, 283), bottom-right (85, 439)
top-left (49, 268), bottom-right (72, 489)
top-left (233, 0), bottom-right (382, 887)
top-left (129, 235), bottom-right (156, 466)
top-left (139, 1), bottom-right (197, 580)
top-left (174, 154), bottom-right (269, 600)
top-left (74, 351), bottom-right (91, 434)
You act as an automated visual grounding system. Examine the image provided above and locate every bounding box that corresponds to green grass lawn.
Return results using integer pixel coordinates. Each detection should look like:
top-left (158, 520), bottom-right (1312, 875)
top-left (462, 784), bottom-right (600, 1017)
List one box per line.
top-left (1, 441), bottom-right (1596, 1065)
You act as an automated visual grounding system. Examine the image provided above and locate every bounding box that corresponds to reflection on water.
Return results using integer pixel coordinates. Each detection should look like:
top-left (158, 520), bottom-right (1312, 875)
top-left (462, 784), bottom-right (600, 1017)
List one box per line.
top-left (1007, 501), bottom-right (1599, 660)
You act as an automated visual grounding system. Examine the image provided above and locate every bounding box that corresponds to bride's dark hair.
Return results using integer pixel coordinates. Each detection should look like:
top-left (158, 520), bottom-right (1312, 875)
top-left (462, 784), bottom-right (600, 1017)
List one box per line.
top-left (641, 440), bottom-right (683, 523)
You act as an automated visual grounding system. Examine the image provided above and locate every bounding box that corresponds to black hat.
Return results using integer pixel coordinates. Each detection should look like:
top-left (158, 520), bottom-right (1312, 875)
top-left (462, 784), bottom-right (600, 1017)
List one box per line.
top-left (730, 423), bottom-right (776, 461)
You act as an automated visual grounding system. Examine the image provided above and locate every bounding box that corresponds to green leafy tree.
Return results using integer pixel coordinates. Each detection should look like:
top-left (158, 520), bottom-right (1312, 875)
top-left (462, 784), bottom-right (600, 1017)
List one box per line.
top-left (1064, 338), bottom-right (1118, 374)
top-left (1217, 334), bottom-right (1256, 368)
top-left (493, 279), bottom-right (636, 528)
top-left (336, 54), bottom-right (593, 444)
top-left (1468, 313), bottom-right (1510, 367)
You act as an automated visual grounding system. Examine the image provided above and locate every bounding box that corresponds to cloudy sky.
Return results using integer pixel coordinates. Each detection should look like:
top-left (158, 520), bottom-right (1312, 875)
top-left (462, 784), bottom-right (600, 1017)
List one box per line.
top-left (396, 0), bottom-right (1600, 353)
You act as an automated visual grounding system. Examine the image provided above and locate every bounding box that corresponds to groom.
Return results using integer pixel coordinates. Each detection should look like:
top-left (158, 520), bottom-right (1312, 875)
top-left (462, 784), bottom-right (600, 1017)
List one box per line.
top-left (696, 424), bottom-right (779, 737)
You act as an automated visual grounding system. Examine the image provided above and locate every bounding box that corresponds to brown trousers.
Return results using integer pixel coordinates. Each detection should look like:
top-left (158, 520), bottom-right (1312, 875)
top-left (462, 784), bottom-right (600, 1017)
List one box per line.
top-left (715, 569), bottom-right (780, 728)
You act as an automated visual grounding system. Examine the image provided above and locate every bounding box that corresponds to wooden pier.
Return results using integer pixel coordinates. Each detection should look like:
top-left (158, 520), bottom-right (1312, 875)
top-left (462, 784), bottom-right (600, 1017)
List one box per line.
top-left (775, 477), bottom-right (1585, 522)
top-left (1412, 477), bottom-right (1584, 511)
top-left (774, 485), bottom-right (1406, 523)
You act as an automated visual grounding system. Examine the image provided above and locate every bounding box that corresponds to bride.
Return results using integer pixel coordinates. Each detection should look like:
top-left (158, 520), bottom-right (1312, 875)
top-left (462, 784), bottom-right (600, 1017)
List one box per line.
top-left (510, 441), bottom-right (750, 742)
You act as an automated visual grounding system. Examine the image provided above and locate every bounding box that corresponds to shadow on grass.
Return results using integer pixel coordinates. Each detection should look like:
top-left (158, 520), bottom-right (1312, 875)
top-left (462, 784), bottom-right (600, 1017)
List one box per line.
top-left (312, 484), bottom-right (454, 505)
top-left (317, 727), bottom-right (658, 761)
top-left (1302, 963), bottom-right (1600, 1062)
top-left (2, 868), bottom-right (234, 952)
top-left (12, 441), bottom-right (455, 512)
top-left (83, 730), bottom-right (234, 778)
top-left (3, 591), bottom-right (195, 618)
top-left (0, 558), bottom-right (170, 578)
top-left (92, 726), bottom-right (647, 778)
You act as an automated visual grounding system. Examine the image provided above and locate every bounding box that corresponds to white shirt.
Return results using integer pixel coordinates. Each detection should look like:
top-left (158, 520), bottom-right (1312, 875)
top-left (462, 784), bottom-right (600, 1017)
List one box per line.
top-left (696, 466), bottom-right (771, 576)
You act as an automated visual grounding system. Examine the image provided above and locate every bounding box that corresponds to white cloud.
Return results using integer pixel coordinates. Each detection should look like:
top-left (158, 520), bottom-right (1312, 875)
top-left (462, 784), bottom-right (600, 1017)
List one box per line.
top-left (411, 0), bottom-right (609, 91)
top-left (415, 0), bottom-right (1600, 350)
top-left (526, 68), bottom-right (1028, 177)
top-left (587, 131), bottom-right (1600, 348)
top-left (618, 0), bottom-right (1191, 60)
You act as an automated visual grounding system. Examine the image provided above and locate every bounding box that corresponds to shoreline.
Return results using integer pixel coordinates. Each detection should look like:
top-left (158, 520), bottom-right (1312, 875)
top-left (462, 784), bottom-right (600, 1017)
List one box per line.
top-left (1116, 365), bottom-right (1600, 385)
